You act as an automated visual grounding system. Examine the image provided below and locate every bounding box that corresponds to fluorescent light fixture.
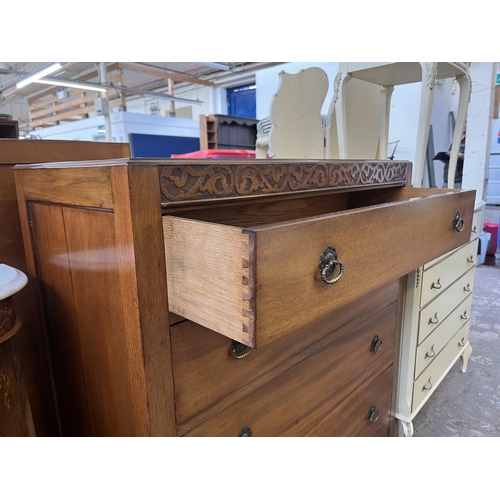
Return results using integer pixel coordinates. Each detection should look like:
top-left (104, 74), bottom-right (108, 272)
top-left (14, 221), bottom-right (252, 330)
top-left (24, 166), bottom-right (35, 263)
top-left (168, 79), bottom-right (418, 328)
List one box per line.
top-left (196, 62), bottom-right (233, 71)
top-left (38, 78), bottom-right (108, 93)
top-left (16, 63), bottom-right (62, 89)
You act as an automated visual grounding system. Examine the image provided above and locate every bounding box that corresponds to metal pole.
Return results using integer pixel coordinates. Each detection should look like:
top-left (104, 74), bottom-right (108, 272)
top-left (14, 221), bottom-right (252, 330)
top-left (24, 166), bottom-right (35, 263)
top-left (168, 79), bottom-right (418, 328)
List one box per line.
top-left (100, 62), bottom-right (112, 142)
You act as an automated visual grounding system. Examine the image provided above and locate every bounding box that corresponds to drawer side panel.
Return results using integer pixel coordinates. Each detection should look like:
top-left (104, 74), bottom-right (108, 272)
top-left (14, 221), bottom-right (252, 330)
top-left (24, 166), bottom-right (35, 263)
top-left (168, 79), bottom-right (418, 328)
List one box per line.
top-left (163, 216), bottom-right (255, 346)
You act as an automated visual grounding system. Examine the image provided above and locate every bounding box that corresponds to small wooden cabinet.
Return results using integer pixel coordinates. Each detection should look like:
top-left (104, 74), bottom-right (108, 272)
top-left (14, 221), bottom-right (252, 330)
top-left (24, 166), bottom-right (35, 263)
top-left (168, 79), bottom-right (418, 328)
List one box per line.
top-left (13, 158), bottom-right (475, 436)
top-left (0, 138), bottom-right (130, 436)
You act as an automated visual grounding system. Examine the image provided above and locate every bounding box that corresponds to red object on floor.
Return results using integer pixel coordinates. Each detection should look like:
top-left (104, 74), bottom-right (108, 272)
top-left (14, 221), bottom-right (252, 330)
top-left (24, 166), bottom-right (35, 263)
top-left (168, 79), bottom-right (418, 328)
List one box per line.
top-left (170, 149), bottom-right (256, 159)
top-left (483, 221), bottom-right (499, 254)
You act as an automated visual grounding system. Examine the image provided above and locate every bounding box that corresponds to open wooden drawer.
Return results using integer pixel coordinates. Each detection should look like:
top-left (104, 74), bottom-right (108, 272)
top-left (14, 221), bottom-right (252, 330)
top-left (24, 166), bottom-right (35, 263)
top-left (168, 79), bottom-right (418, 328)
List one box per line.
top-left (163, 186), bottom-right (475, 348)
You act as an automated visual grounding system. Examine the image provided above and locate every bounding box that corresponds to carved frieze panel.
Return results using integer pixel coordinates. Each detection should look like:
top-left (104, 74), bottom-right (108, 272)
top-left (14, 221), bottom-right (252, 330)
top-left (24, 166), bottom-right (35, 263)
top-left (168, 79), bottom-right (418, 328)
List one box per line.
top-left (159, 161), bottom-right (410, 206)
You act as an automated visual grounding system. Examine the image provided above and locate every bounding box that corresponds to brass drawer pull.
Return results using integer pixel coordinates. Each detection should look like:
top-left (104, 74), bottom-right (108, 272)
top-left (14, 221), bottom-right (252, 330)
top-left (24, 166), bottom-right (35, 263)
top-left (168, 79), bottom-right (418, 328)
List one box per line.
top-left (368, 405), bottom-right (379, 423)
top-left (431, 278), bottom-right (442, 290)
top-left (238, 428), bottom-right (252, 437)
top-left (453, 210), bottom-right (465, 233)
top-left (428, 313), bottom-right (439, 325)
top-left (460, 311), bottom-right (468, 320)
top-left (424, 345), bottom-right (435, 359)
top-left (463, 284), bottom-right (471, 293)
top-left (319, 246), bottom-right (344, 285)
top-left (422, 377), bottom-right (433, 392)
top-left (466, 255), bottom-right (474, 264)
top-left (371, 335), bottom-right (383, 354)
top-left (458, 337), bottom-right (466, 347)
top-left (231, 340), bottom-right (252, 359)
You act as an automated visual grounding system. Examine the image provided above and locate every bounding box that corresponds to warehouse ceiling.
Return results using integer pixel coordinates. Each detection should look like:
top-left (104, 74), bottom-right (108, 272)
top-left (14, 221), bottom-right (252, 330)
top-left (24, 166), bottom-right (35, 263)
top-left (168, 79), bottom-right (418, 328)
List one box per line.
top-left (0, 62), bottom-right (283, 132)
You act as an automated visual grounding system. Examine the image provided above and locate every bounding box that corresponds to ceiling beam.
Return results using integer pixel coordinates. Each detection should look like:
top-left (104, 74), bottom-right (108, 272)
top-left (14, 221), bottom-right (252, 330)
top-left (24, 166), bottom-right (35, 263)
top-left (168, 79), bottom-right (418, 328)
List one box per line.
top-left (118, 62), bottom-right (215, 87)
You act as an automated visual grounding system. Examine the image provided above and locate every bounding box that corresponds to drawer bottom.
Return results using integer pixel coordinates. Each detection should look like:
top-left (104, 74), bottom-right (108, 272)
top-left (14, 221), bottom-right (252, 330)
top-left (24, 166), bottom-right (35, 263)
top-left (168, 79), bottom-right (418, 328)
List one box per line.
top-left (412, 322), bottom-right (470, 413)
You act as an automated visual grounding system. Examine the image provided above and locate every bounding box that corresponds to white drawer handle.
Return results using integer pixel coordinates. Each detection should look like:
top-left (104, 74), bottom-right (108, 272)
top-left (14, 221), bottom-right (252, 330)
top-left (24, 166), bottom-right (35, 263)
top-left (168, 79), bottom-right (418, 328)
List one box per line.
top-left (428, 313), bottom-right (439, 325)
top-left (458, 337), bottom-right (466, 347)
top-left (466, 255), bottom-right (474, 264)
top-left (431, 278), bottom-right (442, 290)
top-left (453, 210), bottom-right (465, 232)
top-left (422, 377), bottom-right (433, 392)
top-left (463, 284), bottom-right (471, 293)
top-left (460, 311), bottom-right (468, 320)
top-left (424, 345), bottom-right (435, 359)
top-left (319, 246), bottom-right (344, 285)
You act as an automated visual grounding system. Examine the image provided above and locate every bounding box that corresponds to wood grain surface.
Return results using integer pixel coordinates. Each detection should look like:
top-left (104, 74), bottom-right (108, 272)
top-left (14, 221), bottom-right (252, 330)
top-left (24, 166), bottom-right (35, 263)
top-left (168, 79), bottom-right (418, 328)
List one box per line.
top-left (164, 188), bottom-right (474, 348)
top-left (172, 280), bottom-right (400, 434)
top-left (4, 139), bottom-right (129, 436)
top-left (184, 300), bottom-right (397, 436)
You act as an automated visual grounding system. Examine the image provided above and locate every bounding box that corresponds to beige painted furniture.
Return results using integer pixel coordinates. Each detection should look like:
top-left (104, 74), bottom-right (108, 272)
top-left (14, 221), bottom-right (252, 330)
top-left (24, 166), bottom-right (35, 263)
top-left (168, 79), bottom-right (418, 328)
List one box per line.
top-left (396, 217), bottom-right (478, 437)
top-left (326, 62), bottom-right (471, 187)
top-left (268, 68), bottom-right (329, 159)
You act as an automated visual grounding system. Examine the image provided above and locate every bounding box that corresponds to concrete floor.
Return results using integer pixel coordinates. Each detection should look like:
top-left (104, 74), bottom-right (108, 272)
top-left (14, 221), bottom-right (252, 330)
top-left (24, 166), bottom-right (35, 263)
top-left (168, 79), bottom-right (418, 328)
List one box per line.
top-left (412, 205), bottom-right (500, 437)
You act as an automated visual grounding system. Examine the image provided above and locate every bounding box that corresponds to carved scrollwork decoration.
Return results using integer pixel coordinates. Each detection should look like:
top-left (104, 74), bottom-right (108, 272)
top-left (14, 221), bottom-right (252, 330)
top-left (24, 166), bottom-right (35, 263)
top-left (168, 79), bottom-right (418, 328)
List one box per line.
top-left (0, 348), bottom-right (11, 411)
top-left (159, 162), bottom-right (409, 205)
top-left (333, 72), bottom-right (342, 104)
top-left (425, 62), bottom-right (439, 89)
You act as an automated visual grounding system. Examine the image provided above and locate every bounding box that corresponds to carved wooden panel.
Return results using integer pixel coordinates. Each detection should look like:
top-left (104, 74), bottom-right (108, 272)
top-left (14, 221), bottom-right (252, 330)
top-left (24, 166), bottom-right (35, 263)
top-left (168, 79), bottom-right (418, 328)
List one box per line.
top-left (159, 161), bottom-right (410, 206)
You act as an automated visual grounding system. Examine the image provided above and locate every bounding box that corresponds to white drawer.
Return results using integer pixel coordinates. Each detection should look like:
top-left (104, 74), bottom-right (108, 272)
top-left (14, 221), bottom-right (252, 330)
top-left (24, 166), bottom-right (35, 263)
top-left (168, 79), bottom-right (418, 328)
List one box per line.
top-left (415, 294), bottom-right (473, 377)
top-left (412, 322), bottom-right (470, 413)
top-left (470, 210), bottom-right (481, 242)
top-left (420, 239), bottom-right (478, 307)
top-left (418, 267), bottom-right (475, 343)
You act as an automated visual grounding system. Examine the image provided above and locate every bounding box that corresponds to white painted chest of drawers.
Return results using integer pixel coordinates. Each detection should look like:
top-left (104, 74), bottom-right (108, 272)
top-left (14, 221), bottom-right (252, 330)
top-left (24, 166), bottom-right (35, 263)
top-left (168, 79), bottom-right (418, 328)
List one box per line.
top-left (395, 209), bottom-right (480, 437)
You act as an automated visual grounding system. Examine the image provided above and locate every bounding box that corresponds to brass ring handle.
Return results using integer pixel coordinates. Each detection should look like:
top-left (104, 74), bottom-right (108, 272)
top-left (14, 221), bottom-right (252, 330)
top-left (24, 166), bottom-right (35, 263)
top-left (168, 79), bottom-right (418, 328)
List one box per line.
top-left (453, 210), bottom-right (465, 233)
top-left (466, 256), bottom-right (474, 264)
top-left (428, 313), bottom-right (439, 325)
top-left (431, 278), bottom-right (442, 290)
top-left (463, 284), bottom-right (471, 293)
top-left (231, 340), bottom-right (252, 359)
top-left (368, 405), bottom-right (379, 423)
top-left (425, 345), bottom-right (436, 359)
top-left (458, 338), bottom-right (466, 347)
top-left (371, 335), bottom-right (383, 354)
top-left (422, 377), bottom-right (433, 392)
top-left (460, 311), bottom-right (468, 320)
top-left (319, 246), bottom-right (344, 285)
top-left (238, 427), bottom-right (252, 437)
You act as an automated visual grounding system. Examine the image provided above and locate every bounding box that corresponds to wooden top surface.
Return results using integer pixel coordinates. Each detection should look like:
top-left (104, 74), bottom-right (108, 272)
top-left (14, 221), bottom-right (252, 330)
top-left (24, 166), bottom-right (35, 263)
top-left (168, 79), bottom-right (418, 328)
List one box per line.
top-left (1, 139), bottom-right (129, 165)
top-left (12, 157), bottom-right (412, 169)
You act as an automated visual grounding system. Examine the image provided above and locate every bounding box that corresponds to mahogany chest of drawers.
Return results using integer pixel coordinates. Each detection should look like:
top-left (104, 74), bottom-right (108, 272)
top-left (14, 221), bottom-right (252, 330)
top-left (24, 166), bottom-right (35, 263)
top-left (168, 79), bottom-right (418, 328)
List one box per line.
top-left (13, 159), bottom-right (475, 436)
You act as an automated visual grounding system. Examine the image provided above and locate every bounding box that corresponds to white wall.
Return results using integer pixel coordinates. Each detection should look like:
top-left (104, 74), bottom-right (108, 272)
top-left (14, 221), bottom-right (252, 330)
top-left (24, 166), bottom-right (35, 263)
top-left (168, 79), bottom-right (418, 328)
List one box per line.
top-left (35, 111), bottom-right (199, 143)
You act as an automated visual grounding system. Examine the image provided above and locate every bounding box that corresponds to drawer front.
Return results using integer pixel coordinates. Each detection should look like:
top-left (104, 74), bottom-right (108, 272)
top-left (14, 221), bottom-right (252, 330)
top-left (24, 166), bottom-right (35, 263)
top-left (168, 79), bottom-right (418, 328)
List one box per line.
top-left (300, 365), bottom-right (394, 437)
top-left (418, 266), bottom-right (475, 343)
top-left (172, 282), bottom-right (400, 433)
top-left (412, 322), bottom-right (470, 413)
top-left (164, 188), bottom-right (474, 348)
top-left (415, 294), bottom-right (473, 378)
top-left (183, 302), bottom-right (397, 436)
top-left (420, 239), bottom-right (478, 307)
top-left (470, 210), bottom-right (481, 241)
